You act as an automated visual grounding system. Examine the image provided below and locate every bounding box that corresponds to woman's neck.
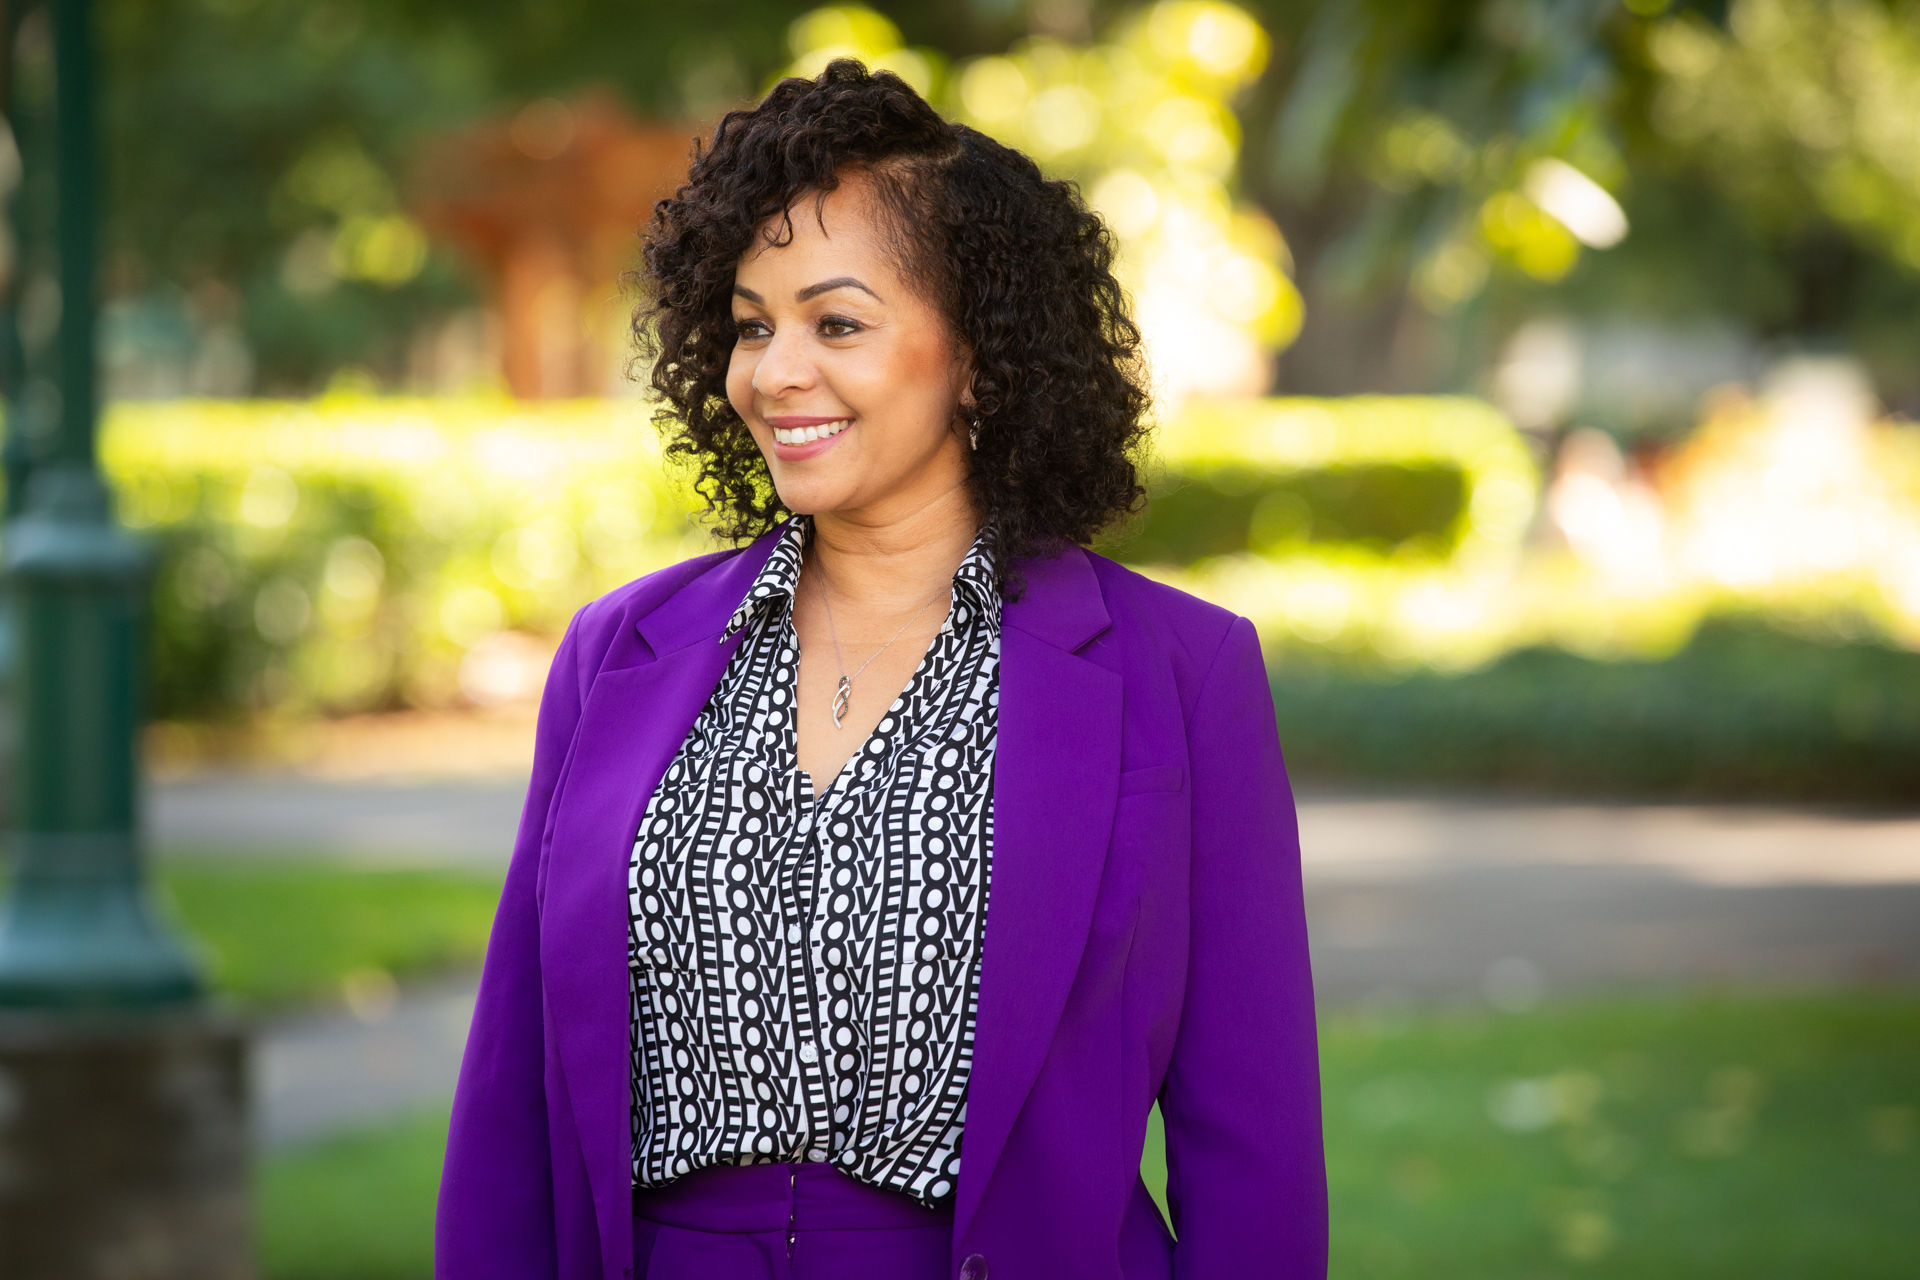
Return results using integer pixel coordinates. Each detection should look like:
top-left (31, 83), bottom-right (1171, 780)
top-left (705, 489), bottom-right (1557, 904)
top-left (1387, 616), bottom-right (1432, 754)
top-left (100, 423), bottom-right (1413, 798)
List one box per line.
top-left (806, 480), bottom-right (980, 611)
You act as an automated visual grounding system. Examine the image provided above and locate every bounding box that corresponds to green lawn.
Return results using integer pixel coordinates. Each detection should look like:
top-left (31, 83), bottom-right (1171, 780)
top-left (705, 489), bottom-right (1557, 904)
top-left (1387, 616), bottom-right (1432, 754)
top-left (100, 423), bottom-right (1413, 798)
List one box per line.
top-left (159, 860), bottom-right (504, 1008)
top-left (262, 1108), bottom-right (452, 1280)
top-left (1310, 994), bottom-right (1919, 1279)
top-left (263, 993), bottom-right (1919, 1279)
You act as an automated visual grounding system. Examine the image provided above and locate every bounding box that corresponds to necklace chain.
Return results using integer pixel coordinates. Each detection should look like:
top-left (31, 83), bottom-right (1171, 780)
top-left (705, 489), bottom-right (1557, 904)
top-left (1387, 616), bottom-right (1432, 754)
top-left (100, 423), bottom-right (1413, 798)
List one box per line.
top-left (814, 563), bottom-right (946, 730)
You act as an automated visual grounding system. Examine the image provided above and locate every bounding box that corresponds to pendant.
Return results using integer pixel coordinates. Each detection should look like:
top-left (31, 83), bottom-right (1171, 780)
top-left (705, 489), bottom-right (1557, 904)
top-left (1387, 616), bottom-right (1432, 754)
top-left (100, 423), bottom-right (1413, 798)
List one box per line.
top-left (832, 676), bottom-right (851, 729)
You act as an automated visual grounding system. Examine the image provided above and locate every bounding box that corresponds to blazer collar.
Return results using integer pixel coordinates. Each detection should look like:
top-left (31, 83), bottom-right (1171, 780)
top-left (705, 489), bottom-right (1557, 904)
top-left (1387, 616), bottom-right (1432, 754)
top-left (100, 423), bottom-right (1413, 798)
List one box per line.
top-left (632, 526), bottom-right (786, 658)
top-left (1003, 541), bottom-right (1110, 652)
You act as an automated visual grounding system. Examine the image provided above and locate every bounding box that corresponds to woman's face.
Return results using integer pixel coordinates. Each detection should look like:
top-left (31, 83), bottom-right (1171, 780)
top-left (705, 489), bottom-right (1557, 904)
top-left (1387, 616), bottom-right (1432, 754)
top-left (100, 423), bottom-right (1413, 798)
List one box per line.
top-left (727, 175), bottom-right (971, 523)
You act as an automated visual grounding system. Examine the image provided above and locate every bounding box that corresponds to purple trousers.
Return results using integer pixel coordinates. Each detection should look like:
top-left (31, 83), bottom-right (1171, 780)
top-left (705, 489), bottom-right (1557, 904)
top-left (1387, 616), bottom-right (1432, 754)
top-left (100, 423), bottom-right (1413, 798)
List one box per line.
top-left (631, 1162), bottom-right (953, 1279)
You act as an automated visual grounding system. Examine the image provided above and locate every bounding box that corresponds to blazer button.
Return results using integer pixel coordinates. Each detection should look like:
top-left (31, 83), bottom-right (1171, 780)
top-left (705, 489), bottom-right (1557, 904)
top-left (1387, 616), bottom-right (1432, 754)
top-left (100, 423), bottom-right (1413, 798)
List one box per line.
top-left (959, 1254), bottom-right (988, 1280)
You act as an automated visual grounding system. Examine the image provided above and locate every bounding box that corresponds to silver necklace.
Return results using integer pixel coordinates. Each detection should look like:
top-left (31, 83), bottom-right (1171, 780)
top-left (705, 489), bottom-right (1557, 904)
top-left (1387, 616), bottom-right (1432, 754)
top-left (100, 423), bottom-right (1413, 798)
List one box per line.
top-left (814, 565), bottom-right (945, 729)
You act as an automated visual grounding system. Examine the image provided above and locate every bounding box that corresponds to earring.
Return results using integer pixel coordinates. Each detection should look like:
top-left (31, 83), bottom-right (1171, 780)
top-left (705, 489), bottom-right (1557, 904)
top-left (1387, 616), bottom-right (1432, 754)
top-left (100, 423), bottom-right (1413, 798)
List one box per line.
top-left (965, 408), bottom-right (981, 451)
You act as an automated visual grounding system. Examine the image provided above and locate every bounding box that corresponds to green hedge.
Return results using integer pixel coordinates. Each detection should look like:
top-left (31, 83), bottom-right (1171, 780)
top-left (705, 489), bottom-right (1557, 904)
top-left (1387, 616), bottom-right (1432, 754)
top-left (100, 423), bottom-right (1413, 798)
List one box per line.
top-left (83, 394), bottom-right (1524, 723)
top-left (1111, 395), bottom-right (1541, 566)
top-left (1270, 616), bottom-right (1920, 803)
top-left (71, 393), bottom-right (1920, 804)
top-left (1153, 396), bottom-right (1540, 560)
top-left (1106, 462), bottom-right (1470, 564)
top-left (99, 397), bottom-right (703, 720)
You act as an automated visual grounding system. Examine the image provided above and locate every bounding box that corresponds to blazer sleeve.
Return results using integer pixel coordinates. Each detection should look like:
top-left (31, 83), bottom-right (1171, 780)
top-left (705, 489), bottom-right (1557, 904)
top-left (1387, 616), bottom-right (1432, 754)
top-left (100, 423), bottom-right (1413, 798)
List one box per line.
top-left (436, 615), bottom-right (584, 1279)
top-left (1160, 616), bottom-right (1328, 1278)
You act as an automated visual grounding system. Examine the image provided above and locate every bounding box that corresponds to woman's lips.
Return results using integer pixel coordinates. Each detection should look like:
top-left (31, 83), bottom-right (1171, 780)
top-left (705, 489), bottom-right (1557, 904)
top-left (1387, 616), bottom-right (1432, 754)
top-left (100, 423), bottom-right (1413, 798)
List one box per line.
top-left (765, 416), bottom-right (851, 459)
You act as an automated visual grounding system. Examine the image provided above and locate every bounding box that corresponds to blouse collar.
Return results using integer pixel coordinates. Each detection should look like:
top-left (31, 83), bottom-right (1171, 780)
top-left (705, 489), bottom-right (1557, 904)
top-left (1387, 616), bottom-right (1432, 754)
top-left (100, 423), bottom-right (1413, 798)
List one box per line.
top-left (724, 517), bottom-right (1000, 640)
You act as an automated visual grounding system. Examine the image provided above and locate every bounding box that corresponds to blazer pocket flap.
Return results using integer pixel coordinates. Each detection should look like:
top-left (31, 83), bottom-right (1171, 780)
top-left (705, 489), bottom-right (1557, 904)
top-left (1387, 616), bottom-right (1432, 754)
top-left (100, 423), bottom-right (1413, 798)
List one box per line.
top-left (1117, 764), bottom-right (1186, 796)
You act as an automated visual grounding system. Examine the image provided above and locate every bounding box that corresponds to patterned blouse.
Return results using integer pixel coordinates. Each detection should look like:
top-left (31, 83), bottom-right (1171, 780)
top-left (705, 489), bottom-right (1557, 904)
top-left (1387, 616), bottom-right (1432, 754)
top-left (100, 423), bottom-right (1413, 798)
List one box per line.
top-left (627, 518), bottom-right (1001, 1207)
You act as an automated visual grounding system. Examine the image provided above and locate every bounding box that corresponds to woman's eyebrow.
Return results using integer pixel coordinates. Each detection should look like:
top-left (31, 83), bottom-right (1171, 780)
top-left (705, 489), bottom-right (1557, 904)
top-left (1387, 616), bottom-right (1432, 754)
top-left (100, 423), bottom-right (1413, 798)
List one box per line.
top-left (796, 276), bottom-right (882, 303)
top-left (732, 285), bottom-right (764, 303)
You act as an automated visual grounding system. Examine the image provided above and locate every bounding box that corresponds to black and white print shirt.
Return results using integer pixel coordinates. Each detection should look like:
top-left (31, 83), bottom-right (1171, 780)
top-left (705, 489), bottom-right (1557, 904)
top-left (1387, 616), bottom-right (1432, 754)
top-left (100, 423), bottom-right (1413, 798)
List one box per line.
top-left (628, 518), bottom-right (1000, 1207)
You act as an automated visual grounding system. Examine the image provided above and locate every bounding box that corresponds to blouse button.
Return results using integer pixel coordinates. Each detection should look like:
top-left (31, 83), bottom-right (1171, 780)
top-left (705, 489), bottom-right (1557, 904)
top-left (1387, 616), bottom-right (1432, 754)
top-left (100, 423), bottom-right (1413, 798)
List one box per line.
top-left (959, 1254), bottom-right (988, 1280)
top-left (798, 1042), bottom-right (818, 1064)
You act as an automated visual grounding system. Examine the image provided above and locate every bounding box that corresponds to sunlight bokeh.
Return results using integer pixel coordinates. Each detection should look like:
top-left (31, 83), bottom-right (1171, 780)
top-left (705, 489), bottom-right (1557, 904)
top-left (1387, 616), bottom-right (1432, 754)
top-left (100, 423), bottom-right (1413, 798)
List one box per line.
top-left (785, 1), bottom-right (1303, 409)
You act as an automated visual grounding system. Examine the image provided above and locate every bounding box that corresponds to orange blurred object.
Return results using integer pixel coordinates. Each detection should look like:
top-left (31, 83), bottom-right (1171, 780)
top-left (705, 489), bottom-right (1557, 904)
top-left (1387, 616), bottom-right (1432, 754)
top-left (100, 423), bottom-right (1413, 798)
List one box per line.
top-left (414, 92), bottom-right (696, 398)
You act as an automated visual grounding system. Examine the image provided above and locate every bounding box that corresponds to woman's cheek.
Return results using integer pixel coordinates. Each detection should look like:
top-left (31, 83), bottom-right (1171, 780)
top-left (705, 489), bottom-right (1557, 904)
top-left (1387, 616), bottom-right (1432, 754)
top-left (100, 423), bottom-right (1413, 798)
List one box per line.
top-left (725, 347), bottom-right (753, 417)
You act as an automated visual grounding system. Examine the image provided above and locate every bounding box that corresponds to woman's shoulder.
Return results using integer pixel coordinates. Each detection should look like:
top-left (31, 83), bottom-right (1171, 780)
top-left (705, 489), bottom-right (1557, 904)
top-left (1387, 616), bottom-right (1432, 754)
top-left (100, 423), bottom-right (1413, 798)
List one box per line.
top-left (1004, 545), bottom-right (1258, 707)
top-left (1081, 548), bottom-right (1243, 653)
top-left (1065, 548), bottom-right (1265, 725)
top-left (1010, 543), bottom-right (1237, 655)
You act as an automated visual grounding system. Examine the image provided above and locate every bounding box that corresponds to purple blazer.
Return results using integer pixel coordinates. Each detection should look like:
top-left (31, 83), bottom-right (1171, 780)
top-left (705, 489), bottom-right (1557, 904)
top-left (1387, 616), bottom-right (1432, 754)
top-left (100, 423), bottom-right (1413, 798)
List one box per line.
top-left (436, 531), bottom-right (1327, 1280)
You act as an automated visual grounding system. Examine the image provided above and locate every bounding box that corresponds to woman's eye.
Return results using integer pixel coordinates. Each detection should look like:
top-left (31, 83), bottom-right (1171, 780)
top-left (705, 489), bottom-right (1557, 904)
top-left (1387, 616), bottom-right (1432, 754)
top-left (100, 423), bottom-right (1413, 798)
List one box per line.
top-left (735, 319), bottom-right (771, 340)
top-left (819, 316), bottom-right (860, 337)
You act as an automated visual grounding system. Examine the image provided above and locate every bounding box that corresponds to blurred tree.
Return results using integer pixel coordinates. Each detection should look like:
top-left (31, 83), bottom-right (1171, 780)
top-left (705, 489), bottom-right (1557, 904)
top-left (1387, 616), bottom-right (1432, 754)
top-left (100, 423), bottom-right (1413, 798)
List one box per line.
top-left (67, 0), bottom-right (1920, 408)
top-left (1235, 0), bottom-right (1920, 415)
top-left (99, 0), bottom-right (493, 393)
top-left (89, 0), bottom-right (1041, 395)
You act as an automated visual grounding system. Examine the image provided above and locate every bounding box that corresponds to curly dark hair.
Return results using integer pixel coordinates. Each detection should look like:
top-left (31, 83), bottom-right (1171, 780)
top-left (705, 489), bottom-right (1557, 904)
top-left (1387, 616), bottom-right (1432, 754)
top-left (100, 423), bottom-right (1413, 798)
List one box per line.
top-left (634, 58), bottom-right (1150, 586)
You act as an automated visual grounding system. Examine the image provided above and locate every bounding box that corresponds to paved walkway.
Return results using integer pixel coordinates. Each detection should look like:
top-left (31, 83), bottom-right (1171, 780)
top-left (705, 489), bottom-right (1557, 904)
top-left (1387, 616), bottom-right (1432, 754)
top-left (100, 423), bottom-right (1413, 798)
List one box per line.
top-left (168, 776), bottom-right (1920, 1148)
top-left (1297, 788), bottom-right (1920, 1002)
top-left (255, 977), bottom-right (476, 1149)
top-left (153, 776), bottom-right (526, 866)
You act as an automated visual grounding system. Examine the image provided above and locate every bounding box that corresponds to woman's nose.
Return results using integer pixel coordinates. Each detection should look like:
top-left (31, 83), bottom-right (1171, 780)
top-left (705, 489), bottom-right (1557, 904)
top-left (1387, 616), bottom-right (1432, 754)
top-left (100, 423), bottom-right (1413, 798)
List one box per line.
top-left (752, 327), bottom-right (815, 399)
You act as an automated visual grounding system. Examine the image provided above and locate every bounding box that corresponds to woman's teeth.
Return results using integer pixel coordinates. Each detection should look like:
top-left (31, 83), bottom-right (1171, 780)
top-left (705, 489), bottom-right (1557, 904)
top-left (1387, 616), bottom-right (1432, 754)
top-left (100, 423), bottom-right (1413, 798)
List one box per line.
top-left (773, 420), bottom-right (849, 446)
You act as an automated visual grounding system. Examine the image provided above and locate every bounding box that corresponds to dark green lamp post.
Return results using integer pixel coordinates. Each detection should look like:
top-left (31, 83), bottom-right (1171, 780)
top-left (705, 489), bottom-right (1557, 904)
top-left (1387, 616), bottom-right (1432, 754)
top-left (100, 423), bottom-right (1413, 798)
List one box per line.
top-left (0, 2), bottom-right (248, 1274)
top-left (0, 0), bottom-right (200, 1006)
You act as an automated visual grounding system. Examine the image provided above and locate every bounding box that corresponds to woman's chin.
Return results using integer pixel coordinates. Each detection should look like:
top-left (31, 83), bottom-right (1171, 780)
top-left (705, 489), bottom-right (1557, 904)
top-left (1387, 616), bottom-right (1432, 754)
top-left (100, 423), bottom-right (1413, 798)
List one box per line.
top-left (769, 481), bottom-right (857, 520)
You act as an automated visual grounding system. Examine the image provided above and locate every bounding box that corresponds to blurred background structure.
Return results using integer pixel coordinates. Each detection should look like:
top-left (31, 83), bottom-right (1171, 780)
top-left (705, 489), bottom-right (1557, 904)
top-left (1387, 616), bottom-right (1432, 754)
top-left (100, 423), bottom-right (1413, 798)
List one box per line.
top-left (0, 1), bottom-right (246, 1275)
top-left (1, 0), bottom-right (1917, 1276)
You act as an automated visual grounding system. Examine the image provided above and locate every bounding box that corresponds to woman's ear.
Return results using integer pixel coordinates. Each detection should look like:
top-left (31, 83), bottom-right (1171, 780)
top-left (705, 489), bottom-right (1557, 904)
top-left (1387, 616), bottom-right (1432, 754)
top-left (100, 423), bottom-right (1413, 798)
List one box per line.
top-left (957, 377), bottom-right (980, 450)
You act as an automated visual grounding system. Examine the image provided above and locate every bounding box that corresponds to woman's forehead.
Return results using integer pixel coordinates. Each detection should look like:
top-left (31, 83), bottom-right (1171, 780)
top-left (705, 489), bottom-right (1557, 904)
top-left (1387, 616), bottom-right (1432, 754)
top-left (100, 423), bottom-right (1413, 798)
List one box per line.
top-left (740, 182), bottom-right (895, 279)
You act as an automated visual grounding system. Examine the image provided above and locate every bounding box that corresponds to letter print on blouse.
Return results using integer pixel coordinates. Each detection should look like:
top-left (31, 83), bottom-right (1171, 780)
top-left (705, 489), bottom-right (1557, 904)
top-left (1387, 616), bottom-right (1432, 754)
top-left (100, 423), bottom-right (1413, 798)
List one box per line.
top-left (628, 518), bottom-right (1000, 1208)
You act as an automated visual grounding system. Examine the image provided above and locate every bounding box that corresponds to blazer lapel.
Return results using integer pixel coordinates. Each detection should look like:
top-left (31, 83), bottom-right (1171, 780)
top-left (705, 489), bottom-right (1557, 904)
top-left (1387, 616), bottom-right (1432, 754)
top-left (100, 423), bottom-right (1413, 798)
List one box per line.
top-left (538, 532), bottom-right (781, 1266)
top-left (956, 546), bottom-right (1119, 1242)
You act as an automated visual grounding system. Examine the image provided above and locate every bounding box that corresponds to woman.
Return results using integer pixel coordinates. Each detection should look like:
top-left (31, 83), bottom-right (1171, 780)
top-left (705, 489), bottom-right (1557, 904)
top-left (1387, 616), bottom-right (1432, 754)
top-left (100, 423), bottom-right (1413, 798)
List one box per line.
top-left (438, 61), bottom-right (1324, 1280)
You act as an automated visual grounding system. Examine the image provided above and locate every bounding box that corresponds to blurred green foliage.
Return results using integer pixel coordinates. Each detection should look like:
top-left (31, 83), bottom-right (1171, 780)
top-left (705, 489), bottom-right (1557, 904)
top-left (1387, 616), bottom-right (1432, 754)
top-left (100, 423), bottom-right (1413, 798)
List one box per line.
top-left (103, 397), bottom-right (703, 719)
top-left (18, 0), bottom-right (1907, 404)
top-left (99, 393), bottom-right (1920, 806)
top-left (1109, 463), bottom-right (1470, 563)
top-left (1244, 0), bottom-right (1920, 409)
top-left (72, 0), bottom-right (1033, 395)
top-left (1269, 615), bottom-right (1920, 802)
top-left (926, 1), bottom-right (1305, 400)
top-left (104, 394), bottom-right (1511, 722)
top-left (1138, 394), bottom-right (1538, 568)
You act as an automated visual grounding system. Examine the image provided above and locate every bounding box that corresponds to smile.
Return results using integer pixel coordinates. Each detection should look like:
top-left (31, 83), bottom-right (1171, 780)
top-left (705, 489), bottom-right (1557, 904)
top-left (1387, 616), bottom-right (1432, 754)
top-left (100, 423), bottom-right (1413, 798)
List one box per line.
top-left (771, 419), bottom-right (850, 445)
